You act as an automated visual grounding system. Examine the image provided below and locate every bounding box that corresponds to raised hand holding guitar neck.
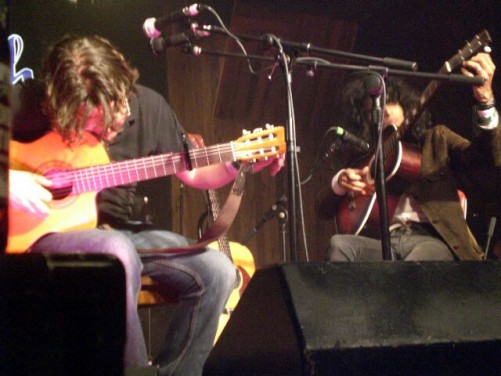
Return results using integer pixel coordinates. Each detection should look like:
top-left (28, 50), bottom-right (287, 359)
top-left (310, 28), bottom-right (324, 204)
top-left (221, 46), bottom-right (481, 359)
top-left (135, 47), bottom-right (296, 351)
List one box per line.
top-left (461, 52), bottom-right (496, 104)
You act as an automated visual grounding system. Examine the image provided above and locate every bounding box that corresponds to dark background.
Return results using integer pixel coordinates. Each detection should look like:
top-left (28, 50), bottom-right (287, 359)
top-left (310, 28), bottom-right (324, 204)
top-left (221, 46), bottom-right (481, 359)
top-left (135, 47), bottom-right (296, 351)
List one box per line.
top-left (8, 0), bottom-right (167, 94)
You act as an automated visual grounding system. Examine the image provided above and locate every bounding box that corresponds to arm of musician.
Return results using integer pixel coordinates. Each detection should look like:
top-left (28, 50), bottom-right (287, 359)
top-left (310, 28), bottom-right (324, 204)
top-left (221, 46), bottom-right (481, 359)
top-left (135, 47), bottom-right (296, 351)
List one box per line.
top-left (334, 166), bottom-right (375, 196)
top-left (9, 169), bottom-right (53, 218)
top-left (461, 52), bottom-right (495, 105)
top-left (176, 156), bottom-right (285, 190)
top-left (462, 52), bottom-right (499, 130)
top-left (461, 52), bottom-right (501, 167)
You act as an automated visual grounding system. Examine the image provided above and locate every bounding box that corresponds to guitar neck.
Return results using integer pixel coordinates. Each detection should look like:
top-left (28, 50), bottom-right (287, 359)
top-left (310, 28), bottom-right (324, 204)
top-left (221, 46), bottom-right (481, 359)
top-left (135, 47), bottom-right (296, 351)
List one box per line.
top-left (395, 29), bottom-right (491, 144)
top-left (70, 143), bottom-right (235, 195)
top-left (397, 80), bottom-right (440, 140)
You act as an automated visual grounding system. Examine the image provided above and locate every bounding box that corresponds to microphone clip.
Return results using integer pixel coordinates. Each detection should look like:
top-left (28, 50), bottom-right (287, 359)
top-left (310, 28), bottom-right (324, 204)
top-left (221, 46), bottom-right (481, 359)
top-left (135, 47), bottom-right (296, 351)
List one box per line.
top-left (150, 22), bottom-right (210, 55)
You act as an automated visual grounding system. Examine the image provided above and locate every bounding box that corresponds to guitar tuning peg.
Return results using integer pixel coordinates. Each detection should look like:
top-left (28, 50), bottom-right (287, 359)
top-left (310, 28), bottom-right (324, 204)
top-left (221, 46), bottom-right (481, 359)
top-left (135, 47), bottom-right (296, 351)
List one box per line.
top-left (242, 129), bottom-right (250, 135)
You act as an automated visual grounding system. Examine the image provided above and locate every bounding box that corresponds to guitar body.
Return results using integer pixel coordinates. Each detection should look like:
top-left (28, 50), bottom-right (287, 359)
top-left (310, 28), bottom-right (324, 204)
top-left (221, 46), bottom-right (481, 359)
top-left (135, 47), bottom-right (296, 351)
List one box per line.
top-left (209, 239), bottom-right (255, 342)
top-left (8, 131), bottom-right (109, 252)
top-left (185, 132), bottom-right (259, 344)
top-left (336, 125), bottom-right (421, 235)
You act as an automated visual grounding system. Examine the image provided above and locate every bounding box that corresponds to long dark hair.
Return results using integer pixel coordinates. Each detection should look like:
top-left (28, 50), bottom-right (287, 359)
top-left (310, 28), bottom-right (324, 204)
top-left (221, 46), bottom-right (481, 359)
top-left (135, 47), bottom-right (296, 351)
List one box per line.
top-left (42, 34), bottom-right (139, 141)
top-left (341, 76), bottom-right (432, 145)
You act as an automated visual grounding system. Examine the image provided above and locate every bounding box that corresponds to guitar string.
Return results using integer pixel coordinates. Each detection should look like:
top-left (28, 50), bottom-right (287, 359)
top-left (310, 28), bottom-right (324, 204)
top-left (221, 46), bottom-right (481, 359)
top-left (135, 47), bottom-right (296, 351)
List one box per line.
top-left (58, 144), bottom-right (235, 192)
top-left (47, 139), bottom-right (283, 194)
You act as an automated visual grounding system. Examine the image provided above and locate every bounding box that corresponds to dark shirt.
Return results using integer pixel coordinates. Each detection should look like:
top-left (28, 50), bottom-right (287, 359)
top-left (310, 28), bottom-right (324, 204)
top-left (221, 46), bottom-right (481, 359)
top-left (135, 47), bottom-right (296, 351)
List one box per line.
top-left (11, 80), bottom-right (186, 227)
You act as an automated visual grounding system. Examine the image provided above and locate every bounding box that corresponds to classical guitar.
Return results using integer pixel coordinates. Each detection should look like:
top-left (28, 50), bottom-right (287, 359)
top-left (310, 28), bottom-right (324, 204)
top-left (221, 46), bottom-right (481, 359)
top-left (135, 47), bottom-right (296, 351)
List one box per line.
top-left (336, 30), bottom-right (492, 235)
top-left (7, 125), bottom-right (285, 253)
top-left (186, 132), bottom-right (256, 343)
top-left (206, 188), bottom-right (255, 343)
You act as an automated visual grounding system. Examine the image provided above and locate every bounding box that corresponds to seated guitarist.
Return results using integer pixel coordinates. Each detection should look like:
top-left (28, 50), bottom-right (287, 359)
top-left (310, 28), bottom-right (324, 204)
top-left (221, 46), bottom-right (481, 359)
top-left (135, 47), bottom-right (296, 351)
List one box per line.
top-left (9, 34), bottom-right (283, 376)
top-left (316, 52), bottom-right (500, 262)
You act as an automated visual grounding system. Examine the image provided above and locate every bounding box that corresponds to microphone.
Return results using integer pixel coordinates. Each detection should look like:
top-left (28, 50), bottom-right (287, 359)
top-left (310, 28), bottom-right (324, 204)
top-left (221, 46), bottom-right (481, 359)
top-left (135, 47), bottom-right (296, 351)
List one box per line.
top-left (240, 195), bottom-right (287, 244)
top-left (334, 126), bottom-right (370, 152)
top-left (364, 73), bottom-right (385, 96)
top-left (150, 28), bottom-right (210, 54)
top-left (143, 4), bottom-right (203, 39)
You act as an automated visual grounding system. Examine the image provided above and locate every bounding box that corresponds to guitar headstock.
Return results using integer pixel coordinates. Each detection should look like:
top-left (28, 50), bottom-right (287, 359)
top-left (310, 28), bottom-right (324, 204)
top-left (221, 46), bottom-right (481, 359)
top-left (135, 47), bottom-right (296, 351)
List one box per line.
top-left (442, 29), bottom-right (492, 73)
top-left (234, 124), bottom-right (286, 162)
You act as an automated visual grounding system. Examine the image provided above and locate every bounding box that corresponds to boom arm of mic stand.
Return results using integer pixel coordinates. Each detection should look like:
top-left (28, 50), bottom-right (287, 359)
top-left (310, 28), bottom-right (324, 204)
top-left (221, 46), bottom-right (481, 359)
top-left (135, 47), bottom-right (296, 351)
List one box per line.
top-left (195, 25), bottom-right (484, 87)
top-left (296, 59), bottom-right (485, 86)
top-left (198, 25), bottom-right (418, 71)
top-left (264, 37), bottom-right (418, 71)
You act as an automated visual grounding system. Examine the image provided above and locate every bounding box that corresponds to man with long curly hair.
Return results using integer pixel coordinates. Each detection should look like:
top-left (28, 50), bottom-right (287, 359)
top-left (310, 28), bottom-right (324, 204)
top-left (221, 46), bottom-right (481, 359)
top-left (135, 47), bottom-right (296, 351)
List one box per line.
top-left (317, 52), bottom-right (499, 262)
top-left (9, 34), bottom-right (282, 376)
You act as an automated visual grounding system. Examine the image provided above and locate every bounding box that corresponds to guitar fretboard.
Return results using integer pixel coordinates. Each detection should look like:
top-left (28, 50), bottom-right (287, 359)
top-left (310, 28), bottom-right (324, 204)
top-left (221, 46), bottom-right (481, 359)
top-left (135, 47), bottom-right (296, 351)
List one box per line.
top-left (51, 143), bottom-right (235, 195)
top-left (388, 30), bottom-right (491, 160)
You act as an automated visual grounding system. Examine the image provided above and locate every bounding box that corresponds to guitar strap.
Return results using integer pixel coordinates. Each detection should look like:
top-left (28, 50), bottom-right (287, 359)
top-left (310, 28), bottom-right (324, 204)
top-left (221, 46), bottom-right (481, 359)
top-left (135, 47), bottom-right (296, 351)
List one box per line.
top-left (138, 166), bottom-right (248, 254)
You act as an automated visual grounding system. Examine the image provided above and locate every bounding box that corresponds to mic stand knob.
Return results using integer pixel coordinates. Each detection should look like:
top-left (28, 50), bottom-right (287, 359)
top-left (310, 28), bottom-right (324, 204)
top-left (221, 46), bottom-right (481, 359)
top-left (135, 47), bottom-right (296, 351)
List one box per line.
top-left (276, 204), bottom-right (288, 262)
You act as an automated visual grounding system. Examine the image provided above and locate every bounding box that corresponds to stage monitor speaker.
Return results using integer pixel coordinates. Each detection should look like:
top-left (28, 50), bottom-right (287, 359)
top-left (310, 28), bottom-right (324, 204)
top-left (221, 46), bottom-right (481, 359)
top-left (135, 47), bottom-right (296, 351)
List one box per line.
top-left (0, 253), bottom-right (126, 376)
top-left (204, 261), bottom-right (501, 376)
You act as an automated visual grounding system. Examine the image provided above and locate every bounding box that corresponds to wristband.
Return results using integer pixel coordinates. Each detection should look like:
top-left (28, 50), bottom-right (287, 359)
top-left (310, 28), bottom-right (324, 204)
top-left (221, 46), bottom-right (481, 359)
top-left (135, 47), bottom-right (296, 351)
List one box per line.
top-left (477, 97), bottom-right (495, 110)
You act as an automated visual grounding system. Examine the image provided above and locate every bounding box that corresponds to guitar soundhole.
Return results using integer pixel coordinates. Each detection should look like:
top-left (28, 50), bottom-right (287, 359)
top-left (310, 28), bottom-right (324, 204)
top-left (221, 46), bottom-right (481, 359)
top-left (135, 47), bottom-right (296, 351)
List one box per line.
top-left (50, 185), bottom-right (74, 200)
top-left (44, 168), bottom-right (74, 201)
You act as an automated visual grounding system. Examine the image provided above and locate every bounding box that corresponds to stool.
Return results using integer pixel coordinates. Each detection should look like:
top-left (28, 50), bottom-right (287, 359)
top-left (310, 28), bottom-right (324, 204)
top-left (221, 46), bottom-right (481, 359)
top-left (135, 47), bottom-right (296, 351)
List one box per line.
top-left (139, 276), bottom-right (178, 306)
top-left (138, 276), bottom-right (178, 361)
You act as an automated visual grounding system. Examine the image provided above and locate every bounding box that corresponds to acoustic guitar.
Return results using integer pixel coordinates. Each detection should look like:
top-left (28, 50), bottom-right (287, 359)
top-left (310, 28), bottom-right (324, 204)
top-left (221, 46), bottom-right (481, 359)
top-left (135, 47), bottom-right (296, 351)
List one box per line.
top-left (7, 125), bottom-right (285, 252)
top-left (207, 188), bottom-right (255, 343)
top-left (336, 30), bottom-right (492, 235)
top-left (186, 132), bottom-right (255, 343)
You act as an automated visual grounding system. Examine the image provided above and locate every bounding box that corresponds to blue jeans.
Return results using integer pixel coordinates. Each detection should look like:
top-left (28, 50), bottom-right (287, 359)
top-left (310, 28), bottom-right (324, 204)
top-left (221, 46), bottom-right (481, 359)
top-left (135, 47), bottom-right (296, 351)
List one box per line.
top-left (31, 226), bottom-right (237, 376)
top-left (327, 222), bottom-right (454, 261)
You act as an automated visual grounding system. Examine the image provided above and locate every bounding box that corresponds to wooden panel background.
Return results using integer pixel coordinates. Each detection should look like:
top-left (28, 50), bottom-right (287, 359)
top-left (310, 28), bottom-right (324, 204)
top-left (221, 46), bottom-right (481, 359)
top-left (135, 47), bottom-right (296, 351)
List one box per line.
top-left (164, 0), bottom-right (358, 268)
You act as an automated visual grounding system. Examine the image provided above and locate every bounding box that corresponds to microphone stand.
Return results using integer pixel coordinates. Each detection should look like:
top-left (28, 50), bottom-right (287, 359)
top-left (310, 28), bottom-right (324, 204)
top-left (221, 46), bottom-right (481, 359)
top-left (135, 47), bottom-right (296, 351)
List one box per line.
top-left (241, 196), bottom-right (288, 261)
top-left (365, 70), bottom-right (392, 260)
top-left (267, 36), bottom-right (299, 262)
top-left (277, 203), bottom-right (289, 262)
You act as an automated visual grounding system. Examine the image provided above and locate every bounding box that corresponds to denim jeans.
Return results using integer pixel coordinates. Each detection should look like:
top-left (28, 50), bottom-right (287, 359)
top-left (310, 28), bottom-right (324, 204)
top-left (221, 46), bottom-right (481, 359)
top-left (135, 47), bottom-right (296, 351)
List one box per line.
top-left (31, 226), bottom-right (237, 376)
top-left (327, 222), bottom-right (454, 261)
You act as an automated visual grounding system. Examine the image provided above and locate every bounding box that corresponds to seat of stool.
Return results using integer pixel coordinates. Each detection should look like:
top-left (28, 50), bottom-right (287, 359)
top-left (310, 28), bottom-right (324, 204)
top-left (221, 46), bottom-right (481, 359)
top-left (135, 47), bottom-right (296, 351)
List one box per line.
top-left (139, 276), bottom-right (178, 307)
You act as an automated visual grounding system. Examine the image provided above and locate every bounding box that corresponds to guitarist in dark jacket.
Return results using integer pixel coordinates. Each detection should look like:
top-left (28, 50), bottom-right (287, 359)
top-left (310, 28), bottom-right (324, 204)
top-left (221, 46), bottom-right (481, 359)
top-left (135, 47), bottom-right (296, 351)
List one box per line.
top-left (316, 52), bottom-right (500, 261)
